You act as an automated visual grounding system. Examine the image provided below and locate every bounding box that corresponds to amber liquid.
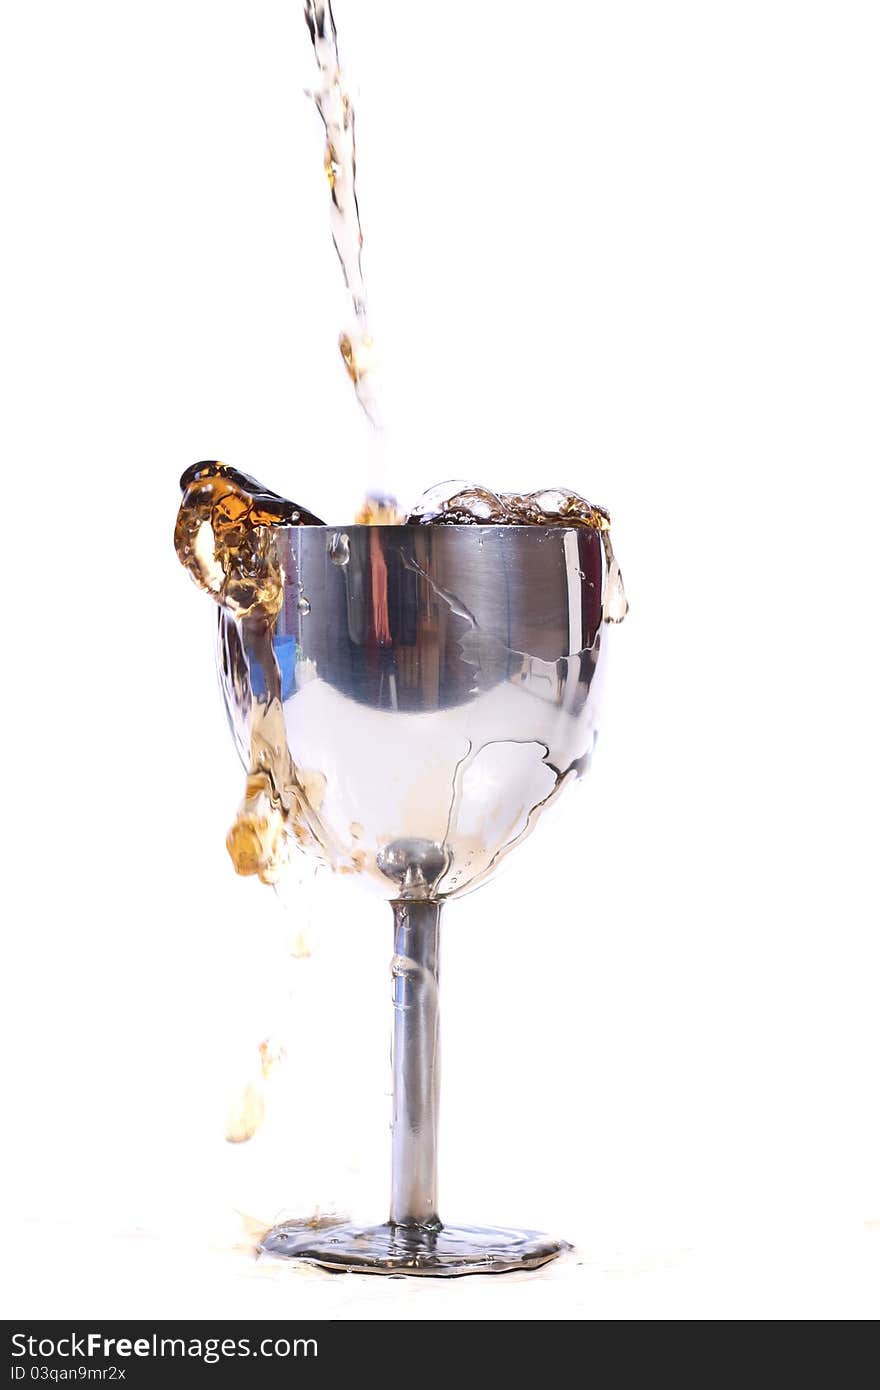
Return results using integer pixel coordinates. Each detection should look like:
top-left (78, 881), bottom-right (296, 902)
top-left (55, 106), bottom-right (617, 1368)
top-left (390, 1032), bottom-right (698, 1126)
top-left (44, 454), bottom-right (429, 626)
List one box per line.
top-left (305, 0), bottom-right (381, 430)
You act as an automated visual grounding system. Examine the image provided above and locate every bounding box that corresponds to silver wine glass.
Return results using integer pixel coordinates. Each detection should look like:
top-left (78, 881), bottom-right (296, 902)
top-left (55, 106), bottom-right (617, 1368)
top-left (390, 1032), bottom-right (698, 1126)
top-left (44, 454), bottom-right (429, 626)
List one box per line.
top-left (216, 520), bottom-right (611, 1274)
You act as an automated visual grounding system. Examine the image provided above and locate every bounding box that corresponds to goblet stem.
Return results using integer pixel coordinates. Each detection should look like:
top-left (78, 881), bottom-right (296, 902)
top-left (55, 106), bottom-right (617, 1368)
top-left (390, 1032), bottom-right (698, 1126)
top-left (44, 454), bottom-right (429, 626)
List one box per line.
top-left (260, 896), bottom-right (567, 1270)
top-left (390, 899), bottom-right (441, 1228)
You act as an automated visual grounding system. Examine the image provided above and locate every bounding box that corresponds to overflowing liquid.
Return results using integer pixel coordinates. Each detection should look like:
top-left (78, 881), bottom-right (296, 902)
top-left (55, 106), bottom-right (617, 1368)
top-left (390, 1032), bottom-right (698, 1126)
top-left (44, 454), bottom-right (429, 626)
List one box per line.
top-left (175, 463), bottom-right (627, 889)
top-left (407, 481), bottom-right (628, 623)
top-left (174, 462), bottom-right (324, 620)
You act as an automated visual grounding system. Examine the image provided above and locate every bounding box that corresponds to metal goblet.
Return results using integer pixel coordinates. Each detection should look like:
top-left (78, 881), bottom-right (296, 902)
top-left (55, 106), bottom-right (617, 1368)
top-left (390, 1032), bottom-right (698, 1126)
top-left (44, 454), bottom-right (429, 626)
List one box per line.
top-left (218, 522), bottom-right (610, 1274)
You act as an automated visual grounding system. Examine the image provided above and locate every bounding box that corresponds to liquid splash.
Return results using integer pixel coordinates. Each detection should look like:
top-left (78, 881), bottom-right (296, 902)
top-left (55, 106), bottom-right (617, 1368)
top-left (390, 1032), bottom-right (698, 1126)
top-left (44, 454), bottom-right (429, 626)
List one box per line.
top-left (175, 462), bottom-right (324, 619)
top-left (407, 480), bottom-right (629, 622)
top-left (355, 493), bottom-right (404, 526)
top-left (406, 480), bottom-right (610, 531)
top-left (224, 1038), bottom-right (286, 1144)
top-left (175, 462), bottom-right (325, 885)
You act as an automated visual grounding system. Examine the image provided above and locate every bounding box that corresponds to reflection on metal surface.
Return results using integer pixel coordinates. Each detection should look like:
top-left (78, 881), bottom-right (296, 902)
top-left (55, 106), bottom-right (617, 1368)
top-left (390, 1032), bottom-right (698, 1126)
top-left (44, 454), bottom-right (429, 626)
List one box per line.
top-left (217, 523), bottom-right (609, 901)
top-left (260, 1219), bottom-right (569, 1275)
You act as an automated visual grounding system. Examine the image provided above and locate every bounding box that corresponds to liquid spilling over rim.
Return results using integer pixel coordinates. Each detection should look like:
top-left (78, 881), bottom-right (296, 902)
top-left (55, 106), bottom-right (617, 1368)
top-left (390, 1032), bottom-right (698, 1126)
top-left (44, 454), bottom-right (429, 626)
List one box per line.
top-left (174, 460), bottom-right (628, 892)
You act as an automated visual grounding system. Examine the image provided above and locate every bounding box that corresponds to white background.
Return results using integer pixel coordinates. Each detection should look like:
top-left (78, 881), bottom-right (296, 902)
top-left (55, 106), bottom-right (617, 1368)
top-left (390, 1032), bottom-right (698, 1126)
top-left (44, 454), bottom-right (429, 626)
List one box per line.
top-left (1, 0), bottom-right (878, 1320)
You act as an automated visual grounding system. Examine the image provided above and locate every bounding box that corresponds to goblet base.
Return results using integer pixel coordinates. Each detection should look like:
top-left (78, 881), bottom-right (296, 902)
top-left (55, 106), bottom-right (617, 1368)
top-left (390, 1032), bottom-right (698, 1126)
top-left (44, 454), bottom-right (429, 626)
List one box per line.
top-left (260, 1220), bottom-right (570, 1276)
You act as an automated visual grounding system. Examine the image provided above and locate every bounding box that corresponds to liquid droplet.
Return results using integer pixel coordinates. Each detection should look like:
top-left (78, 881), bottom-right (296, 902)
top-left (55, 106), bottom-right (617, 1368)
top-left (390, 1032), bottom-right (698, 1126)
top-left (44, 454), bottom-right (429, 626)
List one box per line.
top-left (329, 530), bottom-right (351, 565)
top-left (600, 530), bottom-right (629, 623)
top-left (225, 1082), bottom-right (265, 1144)
top-left (603, 559), bottom-right (628, 622)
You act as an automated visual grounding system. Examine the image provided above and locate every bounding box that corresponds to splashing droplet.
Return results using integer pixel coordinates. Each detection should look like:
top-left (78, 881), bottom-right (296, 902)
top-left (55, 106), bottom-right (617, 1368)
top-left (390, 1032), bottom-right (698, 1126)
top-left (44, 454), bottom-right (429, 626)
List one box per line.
top-left (329, 530), bottom-right (351, 565)
top-left (600, 531), bottom-right (629, 623)
top-left (225, 1082), bottom-right (265, 1144)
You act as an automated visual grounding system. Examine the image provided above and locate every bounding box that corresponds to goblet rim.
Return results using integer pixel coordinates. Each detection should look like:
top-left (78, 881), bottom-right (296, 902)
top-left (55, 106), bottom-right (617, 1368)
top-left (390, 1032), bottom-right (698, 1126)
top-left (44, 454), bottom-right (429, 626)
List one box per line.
top-left (270, 522), bottom-right (602, 537)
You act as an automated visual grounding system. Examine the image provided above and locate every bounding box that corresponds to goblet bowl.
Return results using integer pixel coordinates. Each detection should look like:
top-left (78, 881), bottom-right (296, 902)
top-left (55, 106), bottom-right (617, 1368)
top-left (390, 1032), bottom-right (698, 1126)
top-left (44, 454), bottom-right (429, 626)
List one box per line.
top-left (218, 523), bottom-right (609, 902)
